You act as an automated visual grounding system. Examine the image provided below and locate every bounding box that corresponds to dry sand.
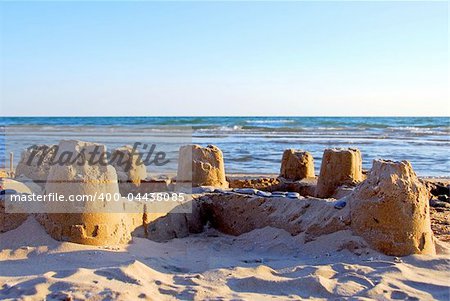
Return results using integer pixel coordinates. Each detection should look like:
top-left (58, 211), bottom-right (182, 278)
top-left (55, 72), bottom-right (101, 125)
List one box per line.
top-left (1, 217), bottom-right (449, 301)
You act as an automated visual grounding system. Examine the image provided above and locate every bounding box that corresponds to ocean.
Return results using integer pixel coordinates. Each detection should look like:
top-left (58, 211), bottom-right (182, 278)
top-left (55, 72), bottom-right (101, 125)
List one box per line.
top-left (1, 117), bottom-right (449, 177)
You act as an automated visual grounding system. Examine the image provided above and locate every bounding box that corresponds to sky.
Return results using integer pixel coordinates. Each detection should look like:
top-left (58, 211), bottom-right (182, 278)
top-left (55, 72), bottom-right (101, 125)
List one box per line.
top-left (0, 1), bottom-right (448, 116)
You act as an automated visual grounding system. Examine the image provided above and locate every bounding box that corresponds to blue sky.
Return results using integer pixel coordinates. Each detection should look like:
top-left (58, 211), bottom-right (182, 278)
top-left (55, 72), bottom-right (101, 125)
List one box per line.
top-left (0, 1), bottom-right (448, 116)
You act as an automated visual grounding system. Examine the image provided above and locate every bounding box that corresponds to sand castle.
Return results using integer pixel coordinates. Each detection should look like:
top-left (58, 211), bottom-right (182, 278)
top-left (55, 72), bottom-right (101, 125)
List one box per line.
top-left (36, 140), bottom-right (133, 245)
top-left (315, 148), bottom-right (363, 198)
top-left (177, 144), bottom-right (228, 188)
top-left (1, 142), bottom-right (442, 256)
top-left (280, 149), bottom-right (315, 180)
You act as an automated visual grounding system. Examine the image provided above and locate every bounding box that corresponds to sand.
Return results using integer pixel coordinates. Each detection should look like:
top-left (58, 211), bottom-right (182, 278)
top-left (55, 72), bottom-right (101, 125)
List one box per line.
top-left (1, 171), bottom-right (449, 300)
top-left (1, 217), bottom-right (449, 301)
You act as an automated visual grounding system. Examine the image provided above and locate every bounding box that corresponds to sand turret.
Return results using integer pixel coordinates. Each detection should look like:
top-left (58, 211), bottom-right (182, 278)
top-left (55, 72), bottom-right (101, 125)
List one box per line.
top-left (15, 144), bottom-right (57, 187)
top-left (315, 148), bottom-right (363, 198)
top-left (349, 159), bottom-right (435, 256)
top-left (110, 145), bottom-right (148, 194)
top-left (39, 140), bottom-right (132, 245)
top-left (0, 179), bottom-right (31, 233)
top-left (280, 149), bottom-right (315, 181)
top-left (177, 144), bottom-right (228, 188)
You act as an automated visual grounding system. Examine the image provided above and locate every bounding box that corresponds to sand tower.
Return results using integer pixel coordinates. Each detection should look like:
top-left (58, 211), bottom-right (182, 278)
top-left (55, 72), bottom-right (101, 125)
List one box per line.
top-left (349, 160), bottom-right (435, 256)
top-left (177, 144), bottom-right (228, 188)
top-left (0, 179), bottom-right (31, 233)
top-left (315, 148), bottom-right (363, 198)
top-left (280, 149), bottom-right (315, 181)
top-left (40, 140), bottom-right (132, 245)
top-left (15, 144), bottom-right (57, 187)
top-left (110, 145), bottom-right (148, 194)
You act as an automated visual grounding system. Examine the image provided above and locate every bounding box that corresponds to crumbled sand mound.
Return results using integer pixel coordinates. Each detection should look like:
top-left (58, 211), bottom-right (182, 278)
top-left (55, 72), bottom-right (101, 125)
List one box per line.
top-left (227, 176), bottom-right (280, 190)
top-left (349, 160), bottom-right (435, 256)
top-left (0, 202), bottom-right (27, 234)
top-left (0, 179), bottom-right (32, 233)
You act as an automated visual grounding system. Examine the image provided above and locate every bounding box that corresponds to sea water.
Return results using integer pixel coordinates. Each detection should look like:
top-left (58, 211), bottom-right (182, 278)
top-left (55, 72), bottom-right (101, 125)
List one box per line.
top-left (1, 117), bottom-right (448, 177)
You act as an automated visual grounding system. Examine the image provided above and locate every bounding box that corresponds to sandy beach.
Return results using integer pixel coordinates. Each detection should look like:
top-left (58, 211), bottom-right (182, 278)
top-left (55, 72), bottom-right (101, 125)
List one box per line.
top-left (1, 216), bottom-right (449, 301)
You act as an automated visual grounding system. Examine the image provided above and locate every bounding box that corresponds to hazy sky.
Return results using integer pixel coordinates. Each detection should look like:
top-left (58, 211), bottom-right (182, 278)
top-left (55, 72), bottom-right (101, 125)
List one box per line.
top-left (0, 1), bottom-right (448, 116)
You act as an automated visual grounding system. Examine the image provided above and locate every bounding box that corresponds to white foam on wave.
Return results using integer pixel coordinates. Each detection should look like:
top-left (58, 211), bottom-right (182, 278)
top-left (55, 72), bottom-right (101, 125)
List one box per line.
top-left (388, 126), bottom-right (449, 135)
top-left (246, 119), bottom-right (295, 124)
top-left (197, 125), bottom-right (244, 132)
